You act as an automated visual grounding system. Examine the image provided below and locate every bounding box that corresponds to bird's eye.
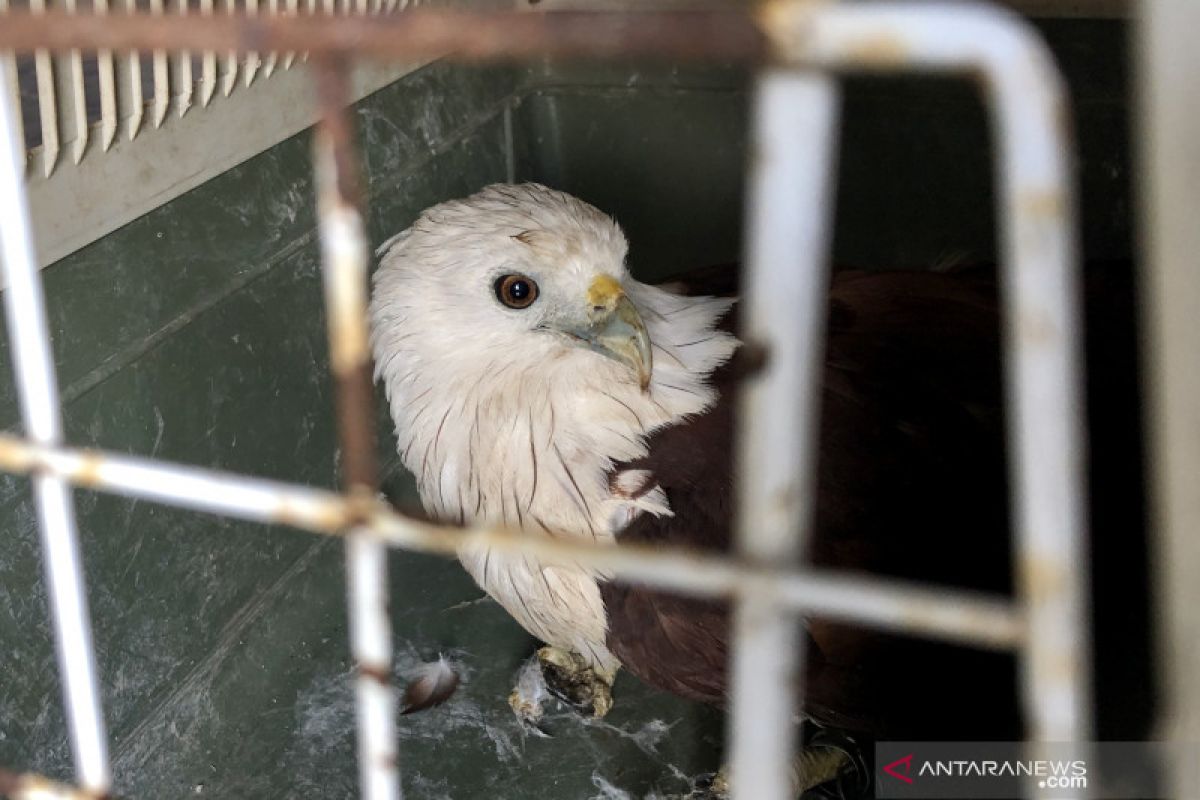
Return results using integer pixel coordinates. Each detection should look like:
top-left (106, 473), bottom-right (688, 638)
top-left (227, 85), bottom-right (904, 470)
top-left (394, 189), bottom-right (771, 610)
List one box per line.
top-left (494, 274), bottom-right (539, 310)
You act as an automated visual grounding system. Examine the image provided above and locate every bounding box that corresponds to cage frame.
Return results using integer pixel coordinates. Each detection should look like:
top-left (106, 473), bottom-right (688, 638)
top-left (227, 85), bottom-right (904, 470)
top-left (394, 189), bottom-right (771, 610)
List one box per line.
top-left (0, 2), bottom-right (1103, 798)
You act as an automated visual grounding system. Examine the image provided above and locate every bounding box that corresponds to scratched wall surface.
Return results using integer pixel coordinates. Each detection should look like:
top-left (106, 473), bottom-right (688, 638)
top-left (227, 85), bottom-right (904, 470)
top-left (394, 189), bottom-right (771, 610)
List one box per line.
top-left (0, 15), bottom-right (1136, 800)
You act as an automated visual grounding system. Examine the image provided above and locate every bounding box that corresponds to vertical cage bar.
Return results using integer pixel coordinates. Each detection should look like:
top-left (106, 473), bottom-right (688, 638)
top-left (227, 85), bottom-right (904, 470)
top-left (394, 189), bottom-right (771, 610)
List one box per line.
top-left (311, 56), bottom-right (399, 800)
top-left (263, 0), bottom-right (279, 77)
top-left (119, 0), bottom-right (144, 140)
top-left (94, 0), bottom-right (118, 151)
top-left (0, 0), bottom-right (25, 171)
top-left (795, 4), bottom-right (1092, 760)
top-left (29, 0), bottom-right (59, 176)
top-left (61, 0), bottom-right (89, 164)
top-left (984, 18), bottom-right (1092, 752)
top-left (0, 59), bottom-right (111, 796)
top-left (1140, 1), bottom-right (1200, 797)
top-left (149, 0), bottom-right (170, 126)
top-left (729, 69), bottom-right (839, 800)
top-left (244, 0), bottom-right (262, 86)
top-left (282, 0), bottom-right (299, 69)
top-left (174, 0), bottom-right (193, 117)
top-left (199, 0), bottom-right (217, 105)
top-left (221, 0), bottom-right (239, 96)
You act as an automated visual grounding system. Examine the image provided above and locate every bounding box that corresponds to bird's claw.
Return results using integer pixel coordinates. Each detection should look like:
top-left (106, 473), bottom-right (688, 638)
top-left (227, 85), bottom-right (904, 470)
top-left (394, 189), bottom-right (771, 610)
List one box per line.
top-left (536, 645), bottom-right (615, 718)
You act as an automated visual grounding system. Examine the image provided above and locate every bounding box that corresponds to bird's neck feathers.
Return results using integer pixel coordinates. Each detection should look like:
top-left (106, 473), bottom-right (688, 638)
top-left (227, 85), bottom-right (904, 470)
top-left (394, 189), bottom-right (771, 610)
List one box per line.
top-left (374, 280), bottom-right (737, 537)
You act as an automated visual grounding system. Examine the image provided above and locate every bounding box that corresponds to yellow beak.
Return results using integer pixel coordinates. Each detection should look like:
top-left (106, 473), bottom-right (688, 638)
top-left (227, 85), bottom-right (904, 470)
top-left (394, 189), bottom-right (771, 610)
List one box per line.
top-left (566, 275), bottom-right (653, 392)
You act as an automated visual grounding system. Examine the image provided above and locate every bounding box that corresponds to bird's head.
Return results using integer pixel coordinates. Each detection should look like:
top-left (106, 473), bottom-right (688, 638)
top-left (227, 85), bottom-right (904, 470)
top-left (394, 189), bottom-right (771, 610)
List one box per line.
top-left (370, 183), bottom-right (653, 392)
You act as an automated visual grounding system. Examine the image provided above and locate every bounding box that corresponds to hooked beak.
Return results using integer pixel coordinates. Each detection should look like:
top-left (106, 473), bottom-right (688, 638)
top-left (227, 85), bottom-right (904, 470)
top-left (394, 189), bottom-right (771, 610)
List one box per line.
top-left (563, 275), bottom-right (653, 392)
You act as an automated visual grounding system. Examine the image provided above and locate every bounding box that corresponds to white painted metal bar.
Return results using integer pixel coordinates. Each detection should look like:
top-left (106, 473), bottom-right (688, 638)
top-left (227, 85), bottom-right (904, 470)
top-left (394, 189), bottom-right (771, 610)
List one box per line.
top-left (174, 0), bottom-right (194, 117)
top-left (29, 0), bottom-right (60, 176)
top-left (766, 0), bottom-right (1092, 784)
top-left (264, 0), bottom-right (280, 76)
top-left (199, 0), bottom-right (217, 105)
top-left (120, 0), bottom-right (145, 139)
top-left (313, 84), bottom-right (400, 800)
top-left (94, 0), bottom-right (119, 150)
top-left (221, 0), bottom-right (239, 96)
top-left (0, 59), bottom-right (111, 797)
top-left (729, 69), bottom-right (839, 800)
top-left (0, 0), bottom-right (25, 170)
top-left (283, 0), bottom-right (299, 69)
top-left (1140, 1), bottom-right (1200, 798)
top-left (244, 0), bottom-right (262, 86)
top-left (0, 431), bottom-right (1026, 648)
top-left (149, 0), bottom-right (170, 126)
top-left (60, 0), bottom-right (90, 164)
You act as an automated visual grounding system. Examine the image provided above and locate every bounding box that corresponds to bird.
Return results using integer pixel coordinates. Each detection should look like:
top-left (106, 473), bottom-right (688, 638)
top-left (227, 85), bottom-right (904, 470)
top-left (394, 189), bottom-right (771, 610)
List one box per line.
top-left (370, 182), bottom-right (739, 720)
top-left (369, 182), bottom-right (1055, 792)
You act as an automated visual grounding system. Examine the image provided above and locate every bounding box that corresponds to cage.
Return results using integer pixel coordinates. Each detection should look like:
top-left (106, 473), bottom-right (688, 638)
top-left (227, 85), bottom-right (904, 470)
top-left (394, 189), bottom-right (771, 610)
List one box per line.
top-left (0, 1), bottom-right (1191, 799)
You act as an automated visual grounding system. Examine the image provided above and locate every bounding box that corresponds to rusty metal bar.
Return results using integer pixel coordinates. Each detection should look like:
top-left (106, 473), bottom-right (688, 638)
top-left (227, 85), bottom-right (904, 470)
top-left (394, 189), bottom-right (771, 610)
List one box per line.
top-left (311, 56), bottom-right (398, 800)
top-left (729, 67), bottom-right (839, 800)
top-left (0, 8), bottom-right (767, 62)
top-left (0, 60), bottom-right (111, 796)
top-left (768, 0), bottom-right (1093, 786)
top-left (0, 431), bottom-right (1026, 650)
top-left (0, 769), bottom-right (111, 800)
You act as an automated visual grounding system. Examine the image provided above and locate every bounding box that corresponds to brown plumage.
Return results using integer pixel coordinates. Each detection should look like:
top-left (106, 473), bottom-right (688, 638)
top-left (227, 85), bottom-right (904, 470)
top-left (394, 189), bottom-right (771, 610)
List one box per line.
top-left (602, 258), bottom-right (1151, 742)
top-left (601, 266), bottom-right (1021, 740)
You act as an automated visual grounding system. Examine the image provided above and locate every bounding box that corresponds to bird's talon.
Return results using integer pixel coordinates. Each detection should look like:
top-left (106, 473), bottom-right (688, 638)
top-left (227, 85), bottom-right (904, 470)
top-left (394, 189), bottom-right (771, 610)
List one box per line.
top-left (535, 646), bottom-right (616, 718)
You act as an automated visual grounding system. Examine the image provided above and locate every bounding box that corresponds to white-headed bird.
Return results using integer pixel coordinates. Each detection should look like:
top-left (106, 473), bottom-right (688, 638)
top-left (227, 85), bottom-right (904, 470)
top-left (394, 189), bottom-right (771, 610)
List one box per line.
top-left (369, 183), bottom-right (1024, 771)
top-left (370, 183), bottom-right (739, 718)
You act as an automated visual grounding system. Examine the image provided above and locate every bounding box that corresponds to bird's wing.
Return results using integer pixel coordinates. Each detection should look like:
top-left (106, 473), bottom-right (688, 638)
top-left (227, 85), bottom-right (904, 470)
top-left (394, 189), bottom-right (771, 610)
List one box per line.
top-left (601, 266), bottom-right (1020, 738)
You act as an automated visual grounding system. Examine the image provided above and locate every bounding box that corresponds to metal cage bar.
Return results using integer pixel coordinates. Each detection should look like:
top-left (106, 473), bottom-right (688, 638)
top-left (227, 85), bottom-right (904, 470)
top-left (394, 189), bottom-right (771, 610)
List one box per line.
top-left (0, 433), bottom-right (1024, 647)
top-left (0, 59), bottom-right (111, 797)
top-left (0, 4), bottom-right (1092, 799)
top-left (312, 57), bottom-right (400, 800)
top-left (729, 67), bottom-right (840, 800)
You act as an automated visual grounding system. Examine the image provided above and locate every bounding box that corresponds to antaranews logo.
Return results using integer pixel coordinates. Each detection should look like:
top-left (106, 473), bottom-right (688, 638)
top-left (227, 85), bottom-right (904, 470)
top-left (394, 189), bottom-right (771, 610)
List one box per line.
top-left (876, 743), bottom-right (1091, 799)
top-left (883, 754), bottom-right (914, 785)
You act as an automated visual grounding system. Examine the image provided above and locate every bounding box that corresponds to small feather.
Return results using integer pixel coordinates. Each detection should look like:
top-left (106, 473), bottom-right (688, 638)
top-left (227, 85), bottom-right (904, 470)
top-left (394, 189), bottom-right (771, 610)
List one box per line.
top-left (400, 656), bottom-right (460, 715)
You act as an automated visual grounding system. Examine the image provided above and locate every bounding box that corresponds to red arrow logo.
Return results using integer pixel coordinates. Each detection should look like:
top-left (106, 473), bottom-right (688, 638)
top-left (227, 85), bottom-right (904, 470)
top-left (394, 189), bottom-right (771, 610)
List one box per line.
top-left (883, 753), bottom-right (915, 784)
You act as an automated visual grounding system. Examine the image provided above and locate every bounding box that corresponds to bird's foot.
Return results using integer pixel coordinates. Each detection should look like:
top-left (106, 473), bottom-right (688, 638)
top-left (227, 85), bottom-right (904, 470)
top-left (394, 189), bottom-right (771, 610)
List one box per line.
top-left (677, 729), bottom-right (869, 800)
top-left (800, 724), bottom-right (871, 799)
top-left (536, 645), bottom-right (616, 718)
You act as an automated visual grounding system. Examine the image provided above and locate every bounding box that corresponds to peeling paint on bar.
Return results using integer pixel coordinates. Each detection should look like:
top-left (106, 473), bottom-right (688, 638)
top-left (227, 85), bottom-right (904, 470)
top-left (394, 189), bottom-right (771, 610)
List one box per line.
top-left (730, 67), bottom-right (839, 800)
top-left (760, 2), bottom-right (1092, 794)
top-left (312, 56), bottom-right (398, 800)
top-left (0, 432), bottom-right (1026, 651)
top-left (0, 768), bottom-right (114, 800)
top-left (0, 62), bottom-right (111, 795)
top-left (0, 8), bottom-right (768, 61)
